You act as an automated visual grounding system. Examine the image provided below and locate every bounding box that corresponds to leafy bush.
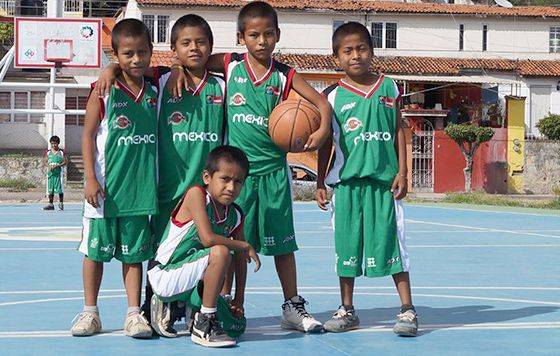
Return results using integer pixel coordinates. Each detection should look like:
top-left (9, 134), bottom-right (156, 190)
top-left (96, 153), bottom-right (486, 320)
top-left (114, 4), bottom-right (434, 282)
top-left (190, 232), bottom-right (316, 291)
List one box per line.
top-left (536, 114), bottom-right (560, 140)
top-left (0, 22), bottom-right (13, 44)
top-left (444, 124), bottom-right (495, 145)
top-left (0, 178), bottom-right (36, 192)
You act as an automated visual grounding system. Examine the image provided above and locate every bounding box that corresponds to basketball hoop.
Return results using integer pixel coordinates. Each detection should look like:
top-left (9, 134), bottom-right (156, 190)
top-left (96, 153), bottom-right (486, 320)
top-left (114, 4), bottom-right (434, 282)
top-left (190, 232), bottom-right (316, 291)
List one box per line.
top-left (44, 39), bottom-right (73, 68)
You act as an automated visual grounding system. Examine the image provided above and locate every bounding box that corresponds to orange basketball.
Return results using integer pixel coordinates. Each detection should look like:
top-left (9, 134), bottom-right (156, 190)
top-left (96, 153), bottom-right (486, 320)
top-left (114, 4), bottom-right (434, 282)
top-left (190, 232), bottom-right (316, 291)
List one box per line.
top-left (268, 99), bottom-right (321, 153)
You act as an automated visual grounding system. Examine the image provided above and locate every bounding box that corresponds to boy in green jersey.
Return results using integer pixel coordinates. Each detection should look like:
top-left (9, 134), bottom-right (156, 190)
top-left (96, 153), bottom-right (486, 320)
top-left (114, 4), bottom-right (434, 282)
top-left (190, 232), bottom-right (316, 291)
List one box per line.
top-left (43, 135), bottom-right (67, 211)
top-left (71, 19), bottom-right (158, 339)
top-left (148, 146), bottom-right (260, 348)
top-left (316, 23), bottom-right (418, 336)
top-left (168, 1), bottom-right (332, 333)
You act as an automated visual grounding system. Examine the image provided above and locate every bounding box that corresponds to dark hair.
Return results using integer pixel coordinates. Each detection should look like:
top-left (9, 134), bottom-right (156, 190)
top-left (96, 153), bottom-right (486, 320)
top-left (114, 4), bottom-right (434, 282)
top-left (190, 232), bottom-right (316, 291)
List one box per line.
top-left (205, 146), bottom-right (250, 179)
top-left (237, 1), bottom-right (278, 33)
top-left (49, 135), bottom-right (60, 144)
top-left (332, 22), bottom-right (373, 55)
top-left (111, 18), bottom-right (152, 52)
top-left (170, 14), bottom-right (214, 48)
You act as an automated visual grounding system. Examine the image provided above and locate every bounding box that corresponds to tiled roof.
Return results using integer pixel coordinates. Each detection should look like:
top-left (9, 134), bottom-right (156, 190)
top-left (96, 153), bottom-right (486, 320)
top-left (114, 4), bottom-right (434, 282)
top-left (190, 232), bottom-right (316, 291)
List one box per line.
top-left (114, 50), bottom-right (560, 77)
top-left (136, 0), bottom-right (560, 18)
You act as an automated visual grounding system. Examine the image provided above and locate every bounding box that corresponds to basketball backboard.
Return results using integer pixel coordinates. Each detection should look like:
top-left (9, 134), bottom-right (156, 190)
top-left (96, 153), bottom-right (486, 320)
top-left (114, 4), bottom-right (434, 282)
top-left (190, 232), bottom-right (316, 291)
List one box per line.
top-left (14, 17), bottom-right (102, 69)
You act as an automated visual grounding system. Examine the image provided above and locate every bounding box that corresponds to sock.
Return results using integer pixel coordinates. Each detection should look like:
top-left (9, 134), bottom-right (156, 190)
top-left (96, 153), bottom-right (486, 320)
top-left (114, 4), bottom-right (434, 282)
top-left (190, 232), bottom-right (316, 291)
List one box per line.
top-left (59, 193), bottom-right (64, 203)
top-left (48, 194), bottom-right (54, 204)
top-left (127, 306), bottom-right (141, 315)
top-left (288, 295), bottom-right (301, 303)
top-left (83, 305), bottom-right (98, 314)
top-left (401, 304), bottom-right (415, 313)
top-left (200, 305), bottom-right (217, 315)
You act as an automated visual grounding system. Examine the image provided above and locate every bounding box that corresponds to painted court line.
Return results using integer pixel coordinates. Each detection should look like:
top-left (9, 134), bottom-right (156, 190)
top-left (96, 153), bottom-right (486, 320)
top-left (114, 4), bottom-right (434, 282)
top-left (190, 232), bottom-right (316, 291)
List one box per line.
top-left (299, 244), bottom-right (560, 249)
top-left (410, 204), bottom-right (560, 218)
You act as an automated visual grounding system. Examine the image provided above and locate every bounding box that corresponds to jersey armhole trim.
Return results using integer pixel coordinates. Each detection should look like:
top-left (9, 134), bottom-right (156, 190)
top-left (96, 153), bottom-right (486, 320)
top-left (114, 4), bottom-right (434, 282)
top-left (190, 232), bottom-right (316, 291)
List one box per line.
top-left (282, 68), bottom-right (296, 101)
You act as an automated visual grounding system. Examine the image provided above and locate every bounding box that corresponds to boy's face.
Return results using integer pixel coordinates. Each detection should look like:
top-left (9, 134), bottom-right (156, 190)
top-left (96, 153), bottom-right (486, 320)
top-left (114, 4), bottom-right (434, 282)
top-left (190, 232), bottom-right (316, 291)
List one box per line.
top-left (238, 17), bottom-right (280, 62)
top-left (203, 159), bottom-right (246, 206)
top-left (113, 36), bottom-right (152, 79)
top-left (50, 141), bottom-right (59, 150)
top-left (334, 33), bottom-right (373, 78)
top-left (172, 26), bottom-right (212, 72)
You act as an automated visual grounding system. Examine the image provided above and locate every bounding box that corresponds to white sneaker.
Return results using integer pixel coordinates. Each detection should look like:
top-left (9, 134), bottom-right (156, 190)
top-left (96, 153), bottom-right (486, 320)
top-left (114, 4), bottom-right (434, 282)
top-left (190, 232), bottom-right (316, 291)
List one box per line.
top-left (150, 295), bottom-right (178, 338)
top-left (393, 308), bottom-right (418, 337)
top-left (281, 296), bottom-right (323, 333)
top-left (124, 312), bottom-right (153, 338)
top-left (70, 311), bottom-right (102, 336)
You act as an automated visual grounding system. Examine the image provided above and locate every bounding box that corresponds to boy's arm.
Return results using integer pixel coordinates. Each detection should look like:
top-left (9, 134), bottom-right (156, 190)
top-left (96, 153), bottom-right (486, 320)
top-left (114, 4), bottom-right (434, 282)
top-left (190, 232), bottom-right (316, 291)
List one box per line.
top-left (82, 92), bottom-right (104, 208)
top-left (391, 107), bottom-right (408, 200)
top-left (60, 151), bottom-right (68, 167)
top-left (316, 136), bottom-right (333, 211)
top-left (94, 64), bottom-right (158, 97)
top-left (166, 53), bottom-right (226, 97)
top-left (291, 72), bottom-right (332, 151)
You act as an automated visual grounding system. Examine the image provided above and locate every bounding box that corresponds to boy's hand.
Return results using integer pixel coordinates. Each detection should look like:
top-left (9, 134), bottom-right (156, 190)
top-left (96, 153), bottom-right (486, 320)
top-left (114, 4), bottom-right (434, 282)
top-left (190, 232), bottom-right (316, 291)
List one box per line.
top-left (230, 299), bottom-right (245, 318)
top-left (94, 63), bottom-right (119, 97)
top-left (244, 244), bottom-right (261, 272)
top-left (305, 127), bottom-right (329, 151)
top-left (166, 67), bottom-right (189, 98)
top-left (391, 173), bottom-right (408, 200)
top-left (316, 186), bottom-right (329, 211)
top-left (84, 178), bottom-right (105, 208)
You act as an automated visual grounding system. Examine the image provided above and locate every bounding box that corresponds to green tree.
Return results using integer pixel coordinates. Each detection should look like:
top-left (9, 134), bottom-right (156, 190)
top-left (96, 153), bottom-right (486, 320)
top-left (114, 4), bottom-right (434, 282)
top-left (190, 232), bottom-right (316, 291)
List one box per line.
top-left (0, 22), bottom-right (14, 45)
top-left (444, 124), bottom-right (495, 192)
top-left (536, 114), bottom-right (560, 140)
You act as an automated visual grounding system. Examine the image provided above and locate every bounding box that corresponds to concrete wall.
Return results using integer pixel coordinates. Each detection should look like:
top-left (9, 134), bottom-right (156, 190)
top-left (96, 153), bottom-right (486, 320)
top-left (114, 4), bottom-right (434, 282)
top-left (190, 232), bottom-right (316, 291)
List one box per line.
top-left (0, 154), bottom-right (46, 187)
top-left (0, 123), bottom-right (49, 150)
top-left (524, 140), bottom-right (560, 194)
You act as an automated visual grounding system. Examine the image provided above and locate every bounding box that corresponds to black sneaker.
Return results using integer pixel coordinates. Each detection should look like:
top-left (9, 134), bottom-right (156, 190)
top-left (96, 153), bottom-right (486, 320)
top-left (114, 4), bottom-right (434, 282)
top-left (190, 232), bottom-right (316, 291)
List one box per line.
top-left (58, 203), bottom-right (64, 211)
top-left (191, 312), bottom-right (236, 348)
top-left (43, 204), bottom-right (54, 210)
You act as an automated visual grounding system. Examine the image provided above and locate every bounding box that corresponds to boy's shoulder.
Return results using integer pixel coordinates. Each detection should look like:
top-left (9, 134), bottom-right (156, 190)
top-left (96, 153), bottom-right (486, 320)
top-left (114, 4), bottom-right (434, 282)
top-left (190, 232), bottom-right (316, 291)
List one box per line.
top-left (322, 82), bottom-right (340, 97)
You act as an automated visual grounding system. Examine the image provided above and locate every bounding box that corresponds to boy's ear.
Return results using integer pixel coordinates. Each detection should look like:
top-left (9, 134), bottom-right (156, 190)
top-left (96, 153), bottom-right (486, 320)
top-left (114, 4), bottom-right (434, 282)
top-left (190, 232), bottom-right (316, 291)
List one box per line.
top-left (275, 28), bottom-right (281, 43)
top-left (333, 54), bottom-right (340, 67)
top-left (202, 170), bottom-right (211, 185)
top-left (237, 31), bottom-right (245, 46)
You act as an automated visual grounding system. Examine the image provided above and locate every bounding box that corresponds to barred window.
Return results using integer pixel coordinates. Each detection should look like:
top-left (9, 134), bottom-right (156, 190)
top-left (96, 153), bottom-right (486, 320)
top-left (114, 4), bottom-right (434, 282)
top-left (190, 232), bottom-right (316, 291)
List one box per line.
top-left (372, 22), bottom-right (383, 48)
top-left (0, 91), bottom-right (46, 123)
top-left (157, 15), bottom-right (169, 43)
top-left (142, 15), bottom-right (155, 42)
top-left (65, 95), bottom-right (87, 126)
top-left (550, 27), bottom-right (560, 53)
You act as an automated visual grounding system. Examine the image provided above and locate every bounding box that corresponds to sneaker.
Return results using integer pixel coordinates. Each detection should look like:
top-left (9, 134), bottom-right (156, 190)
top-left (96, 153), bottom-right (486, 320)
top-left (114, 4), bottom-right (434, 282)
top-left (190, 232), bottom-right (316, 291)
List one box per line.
top-left (70, 311), bottom-right (102, 336)
top-left (43, 204), bottom-right (54, 210)
top-left (150, 295), bottom-right (177, 338)
top-left (393, 307), bottom-right (418, 337)
top-left (323, 306), bottom-right (359, 333)
top-left (124, 312), bottom-right (153, 338)
top-left (191, 312), bottom-right (236, 348)
top-left (184, 304), bottom-right (194, 336)
top-left (58, 202), bottom-right (64, 211)
top-left (281, 295), bottom-right (323, 333)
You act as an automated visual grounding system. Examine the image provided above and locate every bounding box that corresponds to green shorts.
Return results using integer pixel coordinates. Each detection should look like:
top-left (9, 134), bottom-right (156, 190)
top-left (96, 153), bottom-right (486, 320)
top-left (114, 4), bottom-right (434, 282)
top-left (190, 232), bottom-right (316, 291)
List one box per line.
top-left (331, 178), bottom-right (409, 278)
top-left (151, 199), bottom-right (180, 247)
top-left (236, 166), bottom-right (298, 256)
top-left (79, 215), bottom-right (154, 263)
top-left (46, 174), bottom-right (63, 194)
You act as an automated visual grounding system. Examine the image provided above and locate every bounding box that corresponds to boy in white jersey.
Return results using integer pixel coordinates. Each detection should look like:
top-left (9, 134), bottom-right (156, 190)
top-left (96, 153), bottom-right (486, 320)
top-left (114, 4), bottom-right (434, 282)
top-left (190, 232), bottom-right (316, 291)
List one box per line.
top-left (71, 19), bottom-right (157, 338)
top-left (148, 145), bottom-right (260, 347)
top-left (316, 23), bottom-right (417, 336)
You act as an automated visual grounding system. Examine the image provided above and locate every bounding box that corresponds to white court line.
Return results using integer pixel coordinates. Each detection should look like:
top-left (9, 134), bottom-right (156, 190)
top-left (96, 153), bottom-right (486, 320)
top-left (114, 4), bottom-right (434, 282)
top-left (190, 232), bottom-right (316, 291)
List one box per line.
top-left (0, 247), bottom-right (75, 251)
top-left (2, 291), bottom-right (560, 307)
top-left (2, 321), bottom-right (560, 338)
top-left (411, 204), bottom-right (560, 218)
top-left (299, 244), bottom-right (560, 249)
top-left (0, 226), bottom-right (81, 232)
top-left (407, 219), bottom-right (560, 240)
top-left (0, 236), bottom-right (80, 242)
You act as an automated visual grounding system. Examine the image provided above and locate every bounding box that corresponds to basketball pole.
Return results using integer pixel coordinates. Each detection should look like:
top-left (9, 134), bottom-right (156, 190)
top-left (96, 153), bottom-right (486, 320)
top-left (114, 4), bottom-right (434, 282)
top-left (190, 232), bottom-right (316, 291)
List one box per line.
top-left (46, 0), bottom-right (63, 142)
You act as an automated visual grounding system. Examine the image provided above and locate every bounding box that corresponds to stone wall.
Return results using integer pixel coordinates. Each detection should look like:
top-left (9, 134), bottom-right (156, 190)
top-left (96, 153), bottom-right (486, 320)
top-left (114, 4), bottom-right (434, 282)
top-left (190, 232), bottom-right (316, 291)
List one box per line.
top-left (524, 140), bottom-right (560, 195)
top-left (0, 154), bottom-right (46, 187)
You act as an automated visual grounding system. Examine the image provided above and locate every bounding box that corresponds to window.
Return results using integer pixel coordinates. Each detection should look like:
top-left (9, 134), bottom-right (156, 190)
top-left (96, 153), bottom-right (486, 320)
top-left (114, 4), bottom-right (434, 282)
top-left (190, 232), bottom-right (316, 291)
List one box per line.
top-left (0, 91), bottom-right (45, 123)
top-left (65, 95), bottom-right (87, 126)
top-left (482, 25), bottom-right (488, 52)
top-left (142, 14), bottom-right (169, 44)
top-left (64, 0), bottom-right (81, 12)
top-left (550, 27), bottom-right (560, 53)
top-left (371, 22), bottom-right (397, 49)
top-left (459, 24), bottom-right (464, 51)
top-left (333, 20), bottom-right (345, 34)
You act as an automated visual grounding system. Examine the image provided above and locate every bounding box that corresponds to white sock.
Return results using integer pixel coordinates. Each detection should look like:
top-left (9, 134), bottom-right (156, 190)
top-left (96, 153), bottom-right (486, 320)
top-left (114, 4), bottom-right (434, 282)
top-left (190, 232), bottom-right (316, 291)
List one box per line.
top-left (200, 305), bottom-right (217, 314)
top-left (83, 305), bottom-right (98, 314)
top-left (127, 306), bottom-right (141, 315)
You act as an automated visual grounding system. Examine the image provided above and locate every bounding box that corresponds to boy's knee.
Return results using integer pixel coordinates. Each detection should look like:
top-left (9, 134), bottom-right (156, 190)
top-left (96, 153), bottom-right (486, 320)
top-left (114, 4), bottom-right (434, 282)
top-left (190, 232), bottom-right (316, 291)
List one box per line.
top-left (210, 245), bottom-right (231, 262)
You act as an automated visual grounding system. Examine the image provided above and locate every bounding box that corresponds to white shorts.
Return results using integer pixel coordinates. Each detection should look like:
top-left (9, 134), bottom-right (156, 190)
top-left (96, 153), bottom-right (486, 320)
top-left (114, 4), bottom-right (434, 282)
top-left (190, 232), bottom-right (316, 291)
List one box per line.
top-left (147, 254), bottom-right (209, 299)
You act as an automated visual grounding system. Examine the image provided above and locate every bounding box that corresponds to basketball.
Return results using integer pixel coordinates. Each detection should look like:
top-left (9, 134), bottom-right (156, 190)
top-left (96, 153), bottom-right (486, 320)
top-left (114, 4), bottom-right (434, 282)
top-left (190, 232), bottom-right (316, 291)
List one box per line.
top-left (268, 99), bottom-right (321, 152)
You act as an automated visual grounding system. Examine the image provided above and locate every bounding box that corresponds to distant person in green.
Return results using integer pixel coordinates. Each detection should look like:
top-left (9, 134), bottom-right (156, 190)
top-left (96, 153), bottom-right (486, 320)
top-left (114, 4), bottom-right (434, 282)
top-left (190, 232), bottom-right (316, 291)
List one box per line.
top-left (43, 135), bottom-right (67, 211)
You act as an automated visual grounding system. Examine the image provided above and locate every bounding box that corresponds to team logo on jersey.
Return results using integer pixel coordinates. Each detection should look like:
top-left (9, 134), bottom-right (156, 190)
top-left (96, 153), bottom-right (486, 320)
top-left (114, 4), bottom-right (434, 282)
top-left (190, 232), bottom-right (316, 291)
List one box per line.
top-left (112, 102), bottom-right (128, 109)
top-left (342, 256), bottom-right (358, 267)
top-left (343, 117), bottom-right (363, 133)
top-left (167, 96), bottom-right (183, 104)
top-left (206, 95), bottom-right (223, 105)
top-left (146, 97), bottom-right (158, 108)
top-left (234, 76), bottom-right (248, 84)
top-left (353, 131), bottom-right (392, 146)
top-left (168, 111), bottom-right (187, 125)
top-left (229, 92), bottom-right (246, 106)
top-left (113, 115), bottom-right (132, 130)
top-left (340, 101), bottom-right (356, 113)
top-left (378, 96), bottom-right (395, 108)
top-left (265, 85), bottom-right (280, 96)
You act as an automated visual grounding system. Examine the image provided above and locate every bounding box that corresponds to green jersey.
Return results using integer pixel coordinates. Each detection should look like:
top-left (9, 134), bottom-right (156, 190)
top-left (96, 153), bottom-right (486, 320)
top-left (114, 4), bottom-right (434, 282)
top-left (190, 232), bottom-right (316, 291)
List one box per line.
top-left (83, 78), bottom-right (159, 218)
top-left (46, 149), bottom-right (64, 177)
top-left (224, 53), bottom-right (295, 175)
top-left (155, 186), bottom-right (244, 269)
top-left (156, 70), bottom-right (225, 203)
top-left (324, 75), bottom-right (400, 186)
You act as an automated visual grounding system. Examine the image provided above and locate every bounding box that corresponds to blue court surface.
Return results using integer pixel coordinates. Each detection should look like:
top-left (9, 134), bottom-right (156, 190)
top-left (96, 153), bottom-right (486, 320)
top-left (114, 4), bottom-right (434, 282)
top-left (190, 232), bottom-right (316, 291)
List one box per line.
top-left (1, 202), bottom-right (559, 355)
